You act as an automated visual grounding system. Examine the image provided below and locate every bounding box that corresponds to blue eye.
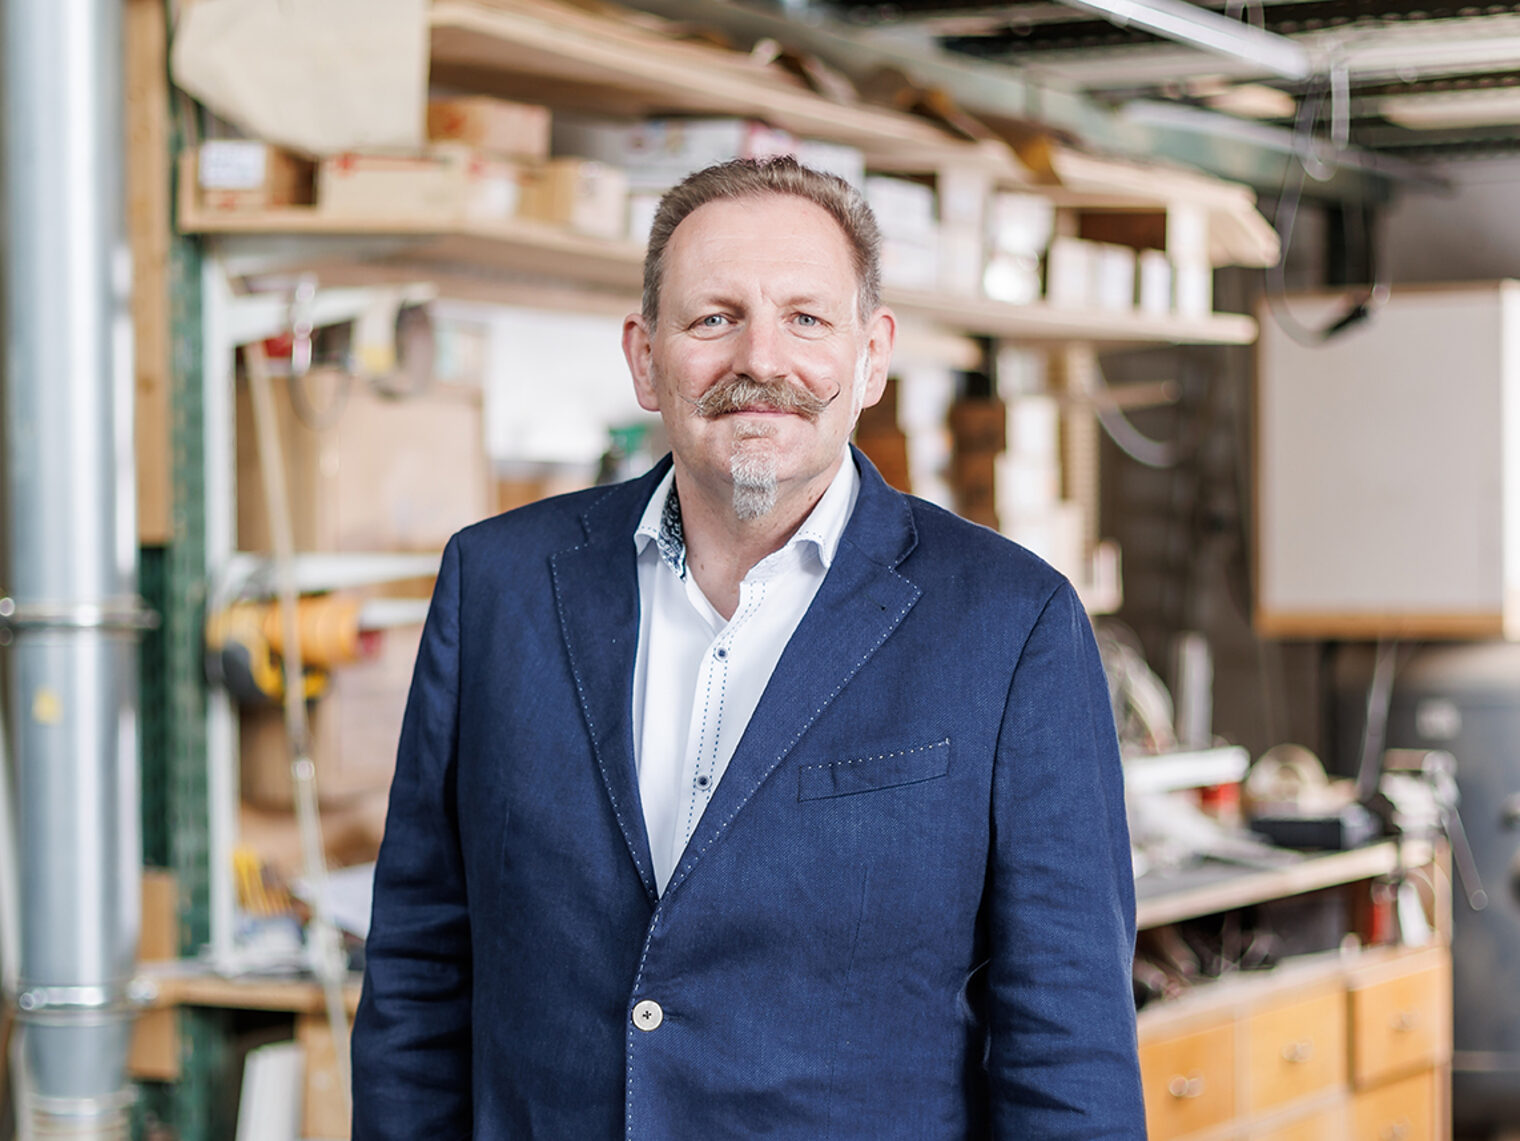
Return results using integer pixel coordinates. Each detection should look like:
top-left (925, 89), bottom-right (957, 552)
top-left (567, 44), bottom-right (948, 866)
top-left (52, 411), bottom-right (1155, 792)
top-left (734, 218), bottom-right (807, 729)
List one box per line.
top-left (700, 314), bottom-right (727, 328)
top-left (796, 314), bottom-right (819, 327)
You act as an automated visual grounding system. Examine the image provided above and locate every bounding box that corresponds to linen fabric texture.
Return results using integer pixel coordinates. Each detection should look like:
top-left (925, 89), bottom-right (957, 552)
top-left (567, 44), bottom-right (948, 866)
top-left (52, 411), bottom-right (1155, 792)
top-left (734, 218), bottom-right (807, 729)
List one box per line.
top-left (351, 447), bottom-right (1145, 1140)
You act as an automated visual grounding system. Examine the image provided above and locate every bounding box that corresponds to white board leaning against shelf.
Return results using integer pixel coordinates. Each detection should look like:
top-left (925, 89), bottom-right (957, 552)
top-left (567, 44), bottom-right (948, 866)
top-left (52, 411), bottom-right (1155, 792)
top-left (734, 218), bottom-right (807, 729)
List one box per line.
top-left (1256, 280), bottom-right (1520, 639)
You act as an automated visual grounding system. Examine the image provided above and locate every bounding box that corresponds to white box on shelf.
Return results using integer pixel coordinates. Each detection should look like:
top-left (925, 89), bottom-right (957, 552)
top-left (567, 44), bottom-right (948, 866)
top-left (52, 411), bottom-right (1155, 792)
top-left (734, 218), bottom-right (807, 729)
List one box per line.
top-left (864, 175), bottom-right (937, 241)
top-left (795, 138), bottom-right (865, 188)
top-left (1046, 237), bottom-right (1094, 307)
top-left (937, 165), bottom-right (991, 229)
top-left (1138, 249), bottom-right (1173, 316)
top-left (1001, 500), bottom-right (1084, 580)
top-left (983, 251), bottom-right (1042, 306)
top-left (1167, 201), bottom-right (1210, 262)
top-left (988, 192), bottom-right (1054, 255)
top-left (1092, 242), bottom-right (1137, 312)
top-left (627, 190), bottom-right (663, 244)
top-left (880, 235), bottom-right (939, 291)
top-left (995, 454), bottom-right (1061, 513)
top-left (1174, 259), bottom-right (1214, 318)
top-left (1005, 394), bottom-right (1061, 460)
top-left (938, 223), bottom-right (983, 296)
top-left (552, 116), bottom-right (795, 190)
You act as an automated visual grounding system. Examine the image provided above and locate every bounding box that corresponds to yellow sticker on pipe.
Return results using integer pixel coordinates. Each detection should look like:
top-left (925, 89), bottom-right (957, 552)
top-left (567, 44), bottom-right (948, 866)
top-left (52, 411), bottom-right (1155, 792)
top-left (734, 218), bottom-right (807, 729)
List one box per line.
top-left (31, 688), bottom-right (63, 725)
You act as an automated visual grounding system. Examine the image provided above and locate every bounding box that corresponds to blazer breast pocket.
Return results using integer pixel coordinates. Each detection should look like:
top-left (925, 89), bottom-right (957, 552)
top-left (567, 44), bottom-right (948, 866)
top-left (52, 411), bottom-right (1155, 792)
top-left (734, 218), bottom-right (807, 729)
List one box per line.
top-left (797, 738), bottom-right (951, 802)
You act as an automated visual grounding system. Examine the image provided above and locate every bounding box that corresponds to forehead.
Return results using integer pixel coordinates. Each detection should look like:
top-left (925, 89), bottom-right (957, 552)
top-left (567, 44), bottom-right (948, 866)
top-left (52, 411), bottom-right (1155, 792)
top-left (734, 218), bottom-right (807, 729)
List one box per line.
top-left (661, 194), bottom-right (857, 303)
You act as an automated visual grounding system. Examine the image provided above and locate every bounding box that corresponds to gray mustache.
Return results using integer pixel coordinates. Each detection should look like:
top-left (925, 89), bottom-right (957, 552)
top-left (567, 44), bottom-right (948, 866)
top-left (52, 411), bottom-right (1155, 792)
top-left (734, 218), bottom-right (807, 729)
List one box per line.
top-left (688, 376), bottom-right (839, 420)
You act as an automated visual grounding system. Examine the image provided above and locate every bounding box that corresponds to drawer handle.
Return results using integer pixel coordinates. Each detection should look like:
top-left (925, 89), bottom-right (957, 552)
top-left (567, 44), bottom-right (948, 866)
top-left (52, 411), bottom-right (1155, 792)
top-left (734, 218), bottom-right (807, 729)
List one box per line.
top-left (1381, 1119), bottom-right (1411, 1141)
top-left (1391, 1010), bottom-right (1420, 1033)
top-left (1281, 1039), bottom-right (1314, 1064)
top-left (1167, 1074), bottom-right (1205, 1100)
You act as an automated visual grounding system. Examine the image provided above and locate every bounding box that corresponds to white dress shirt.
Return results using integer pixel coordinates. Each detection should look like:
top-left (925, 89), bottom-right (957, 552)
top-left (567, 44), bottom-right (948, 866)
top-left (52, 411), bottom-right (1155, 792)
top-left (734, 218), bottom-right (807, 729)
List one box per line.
top-left (631, 453), bottom-right (860, 893)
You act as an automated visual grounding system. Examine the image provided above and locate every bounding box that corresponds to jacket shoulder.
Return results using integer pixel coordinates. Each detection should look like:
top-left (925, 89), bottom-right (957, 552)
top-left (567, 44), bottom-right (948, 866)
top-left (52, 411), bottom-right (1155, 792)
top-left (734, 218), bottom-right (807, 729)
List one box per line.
top-left (900, 494), bottom-right (1072, 610)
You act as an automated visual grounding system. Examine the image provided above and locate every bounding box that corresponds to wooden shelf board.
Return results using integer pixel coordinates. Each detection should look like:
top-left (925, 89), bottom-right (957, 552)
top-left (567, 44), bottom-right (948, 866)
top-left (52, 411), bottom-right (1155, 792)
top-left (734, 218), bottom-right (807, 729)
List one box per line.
top-left (183, 200), bottom-right (1258, 345)
top-left (1135, 840), bottom-right (1405, 930)
top-left (885, 288), bottom-right (1259, 346)
top-left (140, 962), bottom-right (363, 1015)
top-left (429, 0), bottom-right (1018, 178)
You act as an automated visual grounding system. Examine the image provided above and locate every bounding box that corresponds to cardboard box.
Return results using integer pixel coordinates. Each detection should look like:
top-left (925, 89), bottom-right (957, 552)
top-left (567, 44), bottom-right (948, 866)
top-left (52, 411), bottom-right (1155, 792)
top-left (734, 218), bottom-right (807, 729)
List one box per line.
top-left (237, 375), bottom-right (491, 554)
top-left (196, 141), bottom-right (314, 212)
top-left (240, 617), bottom-right (421, 810)
top-left (552, 116), bottom-right (795, 190)
top-left (519, 158), bottom-right (629, 239)
top-left (854, 428), bottom-right (911, 492)
top-left (427, 96), bottom-right (550, 160)
top-left (948, 397), bottom-right (1008, 453)
top-left (318, 147), bottom-right (520, 222)
top-left (950, 449), bottom-right (998, 531)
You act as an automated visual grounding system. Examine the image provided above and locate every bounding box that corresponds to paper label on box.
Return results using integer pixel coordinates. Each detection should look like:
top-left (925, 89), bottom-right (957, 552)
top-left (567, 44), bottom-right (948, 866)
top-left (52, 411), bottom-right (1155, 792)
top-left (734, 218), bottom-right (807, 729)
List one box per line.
top-left (199, 141), bottom-right (268, 190)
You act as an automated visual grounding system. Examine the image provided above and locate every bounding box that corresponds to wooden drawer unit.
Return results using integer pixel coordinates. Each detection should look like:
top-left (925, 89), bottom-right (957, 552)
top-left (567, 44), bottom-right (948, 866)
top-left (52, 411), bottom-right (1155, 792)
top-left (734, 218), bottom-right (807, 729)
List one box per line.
top-left (1140, 1020), bottom-right (1237, 1139)
top-left (1351, 1069), bottom-right (1436, 1141)
top-left (1249, 1103), bottom-right (1347, 1141)
top-left (1349, 950), bottom-right (1451, 1087)
top-left (1245, 987), bottom-right (1348, 1116)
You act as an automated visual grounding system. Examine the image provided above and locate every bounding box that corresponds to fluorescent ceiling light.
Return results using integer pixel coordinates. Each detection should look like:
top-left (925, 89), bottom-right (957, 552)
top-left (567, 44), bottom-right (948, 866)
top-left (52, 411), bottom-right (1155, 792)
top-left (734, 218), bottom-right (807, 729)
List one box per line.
top-left (1380, 88), bottom-right (1520, 129)
top-left (1056, 0), bottom-right (1311, 79)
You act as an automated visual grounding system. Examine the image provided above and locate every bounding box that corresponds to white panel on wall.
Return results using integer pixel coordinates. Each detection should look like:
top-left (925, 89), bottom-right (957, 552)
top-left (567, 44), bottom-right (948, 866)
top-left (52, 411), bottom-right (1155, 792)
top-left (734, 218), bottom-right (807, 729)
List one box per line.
top-left (480, 306), bottom-right (651, 465)
top-left (1256, 282), bottom-right (1520, 638)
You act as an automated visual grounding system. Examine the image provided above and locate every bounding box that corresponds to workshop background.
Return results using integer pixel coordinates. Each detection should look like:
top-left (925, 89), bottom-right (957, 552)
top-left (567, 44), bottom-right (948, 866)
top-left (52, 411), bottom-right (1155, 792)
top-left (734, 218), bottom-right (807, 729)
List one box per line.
top-left (4, 0), bottom-right (1520, 1136)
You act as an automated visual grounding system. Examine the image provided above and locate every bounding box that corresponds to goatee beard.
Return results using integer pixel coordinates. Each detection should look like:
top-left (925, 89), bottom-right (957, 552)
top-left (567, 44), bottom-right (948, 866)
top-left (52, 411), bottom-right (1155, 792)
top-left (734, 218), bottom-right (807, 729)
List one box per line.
top-left (730, 423), bottom-right (779, 521)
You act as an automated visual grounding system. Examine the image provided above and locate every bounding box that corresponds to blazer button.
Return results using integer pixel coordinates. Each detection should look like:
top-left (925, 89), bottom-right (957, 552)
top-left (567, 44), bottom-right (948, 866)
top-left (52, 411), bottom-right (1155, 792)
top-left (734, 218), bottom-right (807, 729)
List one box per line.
top-left (632, 999), bottom-right (663, 1031)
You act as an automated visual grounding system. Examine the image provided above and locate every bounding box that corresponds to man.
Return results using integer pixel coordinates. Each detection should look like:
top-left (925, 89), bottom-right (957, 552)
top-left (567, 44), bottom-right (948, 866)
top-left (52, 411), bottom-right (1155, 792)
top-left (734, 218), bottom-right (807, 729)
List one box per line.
top-left (352, 156), bottom-right (1145, 1139)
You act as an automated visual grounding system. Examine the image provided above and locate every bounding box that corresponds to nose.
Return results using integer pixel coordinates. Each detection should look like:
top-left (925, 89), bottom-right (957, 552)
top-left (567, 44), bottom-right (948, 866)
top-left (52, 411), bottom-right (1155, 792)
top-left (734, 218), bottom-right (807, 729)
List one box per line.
top-left (733, 318), bottom-right (785, 383)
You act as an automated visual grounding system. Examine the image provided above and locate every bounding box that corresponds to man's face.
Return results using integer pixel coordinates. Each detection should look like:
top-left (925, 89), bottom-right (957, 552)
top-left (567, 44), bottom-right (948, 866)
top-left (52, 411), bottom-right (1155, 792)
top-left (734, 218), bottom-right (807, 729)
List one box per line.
top-left (623, 195), bottom-right (894, 520)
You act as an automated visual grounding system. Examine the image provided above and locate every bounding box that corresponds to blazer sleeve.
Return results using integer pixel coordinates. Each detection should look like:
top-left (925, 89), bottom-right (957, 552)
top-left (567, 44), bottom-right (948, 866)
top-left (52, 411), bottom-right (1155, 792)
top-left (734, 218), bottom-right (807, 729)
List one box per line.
top-left (986, 580), bottom-right (1146, 1139)
top-left (351, 535), bottom-right (473, 1138)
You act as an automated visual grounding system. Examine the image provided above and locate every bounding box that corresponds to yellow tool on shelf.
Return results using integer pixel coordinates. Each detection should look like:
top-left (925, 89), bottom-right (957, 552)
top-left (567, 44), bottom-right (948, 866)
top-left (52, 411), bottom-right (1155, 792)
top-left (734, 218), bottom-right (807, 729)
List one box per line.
top-left (204, 594), bottom-right (369, 706)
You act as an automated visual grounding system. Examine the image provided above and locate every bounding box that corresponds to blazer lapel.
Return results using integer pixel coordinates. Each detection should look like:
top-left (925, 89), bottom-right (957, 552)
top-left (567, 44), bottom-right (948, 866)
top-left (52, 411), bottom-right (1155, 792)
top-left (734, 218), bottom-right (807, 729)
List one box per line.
top-left (550, 461), bottom-right (671, 903)
top-left (662, 449), bottom-right (922, 898)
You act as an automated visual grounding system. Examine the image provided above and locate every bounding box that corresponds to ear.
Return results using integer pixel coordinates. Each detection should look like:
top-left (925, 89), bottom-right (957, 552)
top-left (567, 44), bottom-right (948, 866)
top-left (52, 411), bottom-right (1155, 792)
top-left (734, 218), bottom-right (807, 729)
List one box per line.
top-left (623, 314), bottom-right (660, 412)
top-left (858, 307), bottom-right (897, 409)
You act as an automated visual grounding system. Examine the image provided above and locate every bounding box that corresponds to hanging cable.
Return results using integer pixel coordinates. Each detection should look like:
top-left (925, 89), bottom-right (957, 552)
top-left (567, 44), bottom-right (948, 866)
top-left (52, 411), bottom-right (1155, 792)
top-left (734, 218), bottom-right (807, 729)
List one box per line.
top-left (1263, 63), bottom-right (1392, 347)
top-left (1091, 359), bottom-right (1187, 469)
top-left (244, 340), bottom-right (353, 1111)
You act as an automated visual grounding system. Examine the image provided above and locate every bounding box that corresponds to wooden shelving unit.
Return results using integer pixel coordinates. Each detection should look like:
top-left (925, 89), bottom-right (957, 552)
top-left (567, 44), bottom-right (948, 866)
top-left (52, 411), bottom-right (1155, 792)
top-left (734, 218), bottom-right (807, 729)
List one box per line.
top-left (181, 193), bottom-right (1261, 347)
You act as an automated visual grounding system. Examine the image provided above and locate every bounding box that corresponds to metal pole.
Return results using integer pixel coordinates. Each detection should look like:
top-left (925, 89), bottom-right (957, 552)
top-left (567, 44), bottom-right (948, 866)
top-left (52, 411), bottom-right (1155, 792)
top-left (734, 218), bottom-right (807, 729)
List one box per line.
top-left (2, 0), bottom-right (146, 1135)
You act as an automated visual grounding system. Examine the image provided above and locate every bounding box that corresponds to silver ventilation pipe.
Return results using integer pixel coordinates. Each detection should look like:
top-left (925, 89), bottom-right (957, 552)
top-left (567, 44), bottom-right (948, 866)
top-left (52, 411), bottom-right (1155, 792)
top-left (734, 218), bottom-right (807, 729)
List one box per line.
top-left (2, 0), bottom-right (146, 1135)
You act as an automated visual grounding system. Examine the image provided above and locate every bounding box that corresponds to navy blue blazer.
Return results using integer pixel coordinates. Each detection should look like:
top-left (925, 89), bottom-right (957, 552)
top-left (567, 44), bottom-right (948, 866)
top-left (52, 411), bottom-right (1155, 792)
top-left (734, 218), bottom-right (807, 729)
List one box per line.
top-left (352, 448), bottom-right (1144, 1139)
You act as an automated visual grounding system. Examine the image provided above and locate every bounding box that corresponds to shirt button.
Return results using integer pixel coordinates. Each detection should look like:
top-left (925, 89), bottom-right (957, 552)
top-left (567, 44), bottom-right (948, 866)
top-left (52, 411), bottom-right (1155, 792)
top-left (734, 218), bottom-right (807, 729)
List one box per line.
top-left (632, 999), bottom-right (664, 1031)
top-left (715, 647), bottom-right (728, 660)
top-left (696, 775), bottom-right (710, 788)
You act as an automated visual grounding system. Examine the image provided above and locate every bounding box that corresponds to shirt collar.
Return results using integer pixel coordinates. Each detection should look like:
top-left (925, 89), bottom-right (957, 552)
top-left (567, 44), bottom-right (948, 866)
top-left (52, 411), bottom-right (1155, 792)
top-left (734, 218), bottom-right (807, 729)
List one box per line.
top-left (633, 451), bottom-right (860, 581)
